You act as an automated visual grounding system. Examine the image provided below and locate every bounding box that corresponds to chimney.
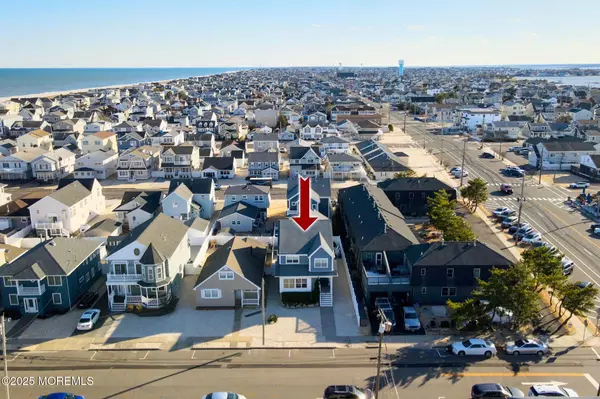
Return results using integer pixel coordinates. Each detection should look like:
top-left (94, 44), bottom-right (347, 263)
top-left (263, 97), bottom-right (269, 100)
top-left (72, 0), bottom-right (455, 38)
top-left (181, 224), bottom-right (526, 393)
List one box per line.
top-left (473, 239), bottom-right (477, 246)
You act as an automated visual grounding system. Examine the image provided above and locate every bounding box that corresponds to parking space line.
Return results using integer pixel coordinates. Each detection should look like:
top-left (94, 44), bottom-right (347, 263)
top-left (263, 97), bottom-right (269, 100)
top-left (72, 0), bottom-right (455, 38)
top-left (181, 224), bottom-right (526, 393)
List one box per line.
top-left (585, 374), bottom-right (599, 390)
top-left (191, 350), bottom-right (196, 360)
top-left (89, 351), bottom-right (97, 360)
top-left (139, 350), bottom-right (149, 360)
top-left (331, 349), bottom-right (335, 359)
top-left (591, 348), bottom-right (600, 360)
top-left (441, 372), bottom-right (586, 377)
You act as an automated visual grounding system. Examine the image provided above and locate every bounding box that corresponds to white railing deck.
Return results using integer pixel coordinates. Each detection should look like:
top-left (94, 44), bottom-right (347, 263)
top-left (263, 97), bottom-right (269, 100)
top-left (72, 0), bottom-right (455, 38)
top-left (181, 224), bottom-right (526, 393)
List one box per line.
top-left (106, 273), bottom-right (142, 282)
top-left (17, 284), bottom-right (46, 296)
top-left (35, 221), bottom-right (63, 230)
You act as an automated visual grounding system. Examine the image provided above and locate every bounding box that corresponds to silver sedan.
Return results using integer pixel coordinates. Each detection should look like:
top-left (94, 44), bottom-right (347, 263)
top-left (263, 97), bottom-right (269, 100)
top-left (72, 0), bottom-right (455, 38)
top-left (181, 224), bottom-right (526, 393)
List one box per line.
top-left (505, 338), bottom-right (549, 356)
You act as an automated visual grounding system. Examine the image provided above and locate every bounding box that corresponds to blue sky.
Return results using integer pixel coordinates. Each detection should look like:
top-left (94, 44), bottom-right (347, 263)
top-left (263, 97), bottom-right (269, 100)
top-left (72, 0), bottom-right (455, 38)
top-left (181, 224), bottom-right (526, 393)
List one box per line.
top-left (3, 0), bottom-right (599, 67)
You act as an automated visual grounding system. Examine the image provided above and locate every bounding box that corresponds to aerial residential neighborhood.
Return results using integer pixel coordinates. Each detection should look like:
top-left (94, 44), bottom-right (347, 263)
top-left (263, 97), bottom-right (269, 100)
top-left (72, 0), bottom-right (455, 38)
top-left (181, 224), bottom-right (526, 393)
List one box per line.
top-left (1, 14), bottom-right (600, 396)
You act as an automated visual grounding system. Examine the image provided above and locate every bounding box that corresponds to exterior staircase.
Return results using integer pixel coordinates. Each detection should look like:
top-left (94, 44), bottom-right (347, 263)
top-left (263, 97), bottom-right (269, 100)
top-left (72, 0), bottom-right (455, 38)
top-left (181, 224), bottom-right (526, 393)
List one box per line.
top-left (320, 292), bottom-right (333, 307)
top-left (112, 302), bottom-right (126, 312)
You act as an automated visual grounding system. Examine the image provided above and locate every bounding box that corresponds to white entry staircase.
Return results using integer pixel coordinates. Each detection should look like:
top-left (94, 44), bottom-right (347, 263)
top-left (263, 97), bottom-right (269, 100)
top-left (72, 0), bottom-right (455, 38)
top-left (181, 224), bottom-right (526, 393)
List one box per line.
top-left (320, 291), bottom-right (333, 307)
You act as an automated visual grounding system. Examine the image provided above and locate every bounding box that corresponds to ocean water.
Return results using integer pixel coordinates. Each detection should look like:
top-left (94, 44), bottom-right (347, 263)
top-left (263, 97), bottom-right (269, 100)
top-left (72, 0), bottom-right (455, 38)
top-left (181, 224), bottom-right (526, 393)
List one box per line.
top-left (0, 68), bottom-right (247, 98)
top-left (517, 75), bottom-right (600, 87)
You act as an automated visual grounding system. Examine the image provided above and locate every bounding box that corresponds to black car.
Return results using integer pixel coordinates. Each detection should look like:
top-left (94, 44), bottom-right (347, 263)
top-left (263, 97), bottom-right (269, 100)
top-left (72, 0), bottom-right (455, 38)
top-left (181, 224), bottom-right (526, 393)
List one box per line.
top-left (471, 383), bottom-right (524, 398)
top-left (591, 223), bottom-right (600, 230)
top-left (480, 152), bottom-right (494, 159)
top-left (324, 385), bottom-right (374, 399)
top-left (77, 292), bottom-right (99, 309)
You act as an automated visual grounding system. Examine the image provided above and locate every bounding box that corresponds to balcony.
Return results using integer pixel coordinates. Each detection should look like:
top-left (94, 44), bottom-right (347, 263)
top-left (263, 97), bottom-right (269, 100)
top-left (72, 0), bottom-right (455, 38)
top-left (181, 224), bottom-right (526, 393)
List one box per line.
top-left (17, 284), bottom-right (46, 296)
top-left (361, 251), bottom-right (411, 293)
top-left (35, 221), bottom-right (63, 230)
top-left (106, 273), bottom-right (142, 282)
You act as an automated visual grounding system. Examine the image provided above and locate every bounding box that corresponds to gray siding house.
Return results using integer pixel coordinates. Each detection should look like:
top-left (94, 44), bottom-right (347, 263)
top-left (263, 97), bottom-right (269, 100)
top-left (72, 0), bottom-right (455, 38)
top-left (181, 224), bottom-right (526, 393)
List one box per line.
top-left (193, 237), bottom-right (265, 308)
top-left (167, 178), bottom-right (216, 219)
top-left (275, 214), bottom-right (336, 307)
top-left (161, 183), bottom-right (201, 222)
top-left (224, 184), bottom-right (271, 210)
top-left (216, 202), bottom-right (261, 233)
top-left (286, 177), bottom-right (331, 217)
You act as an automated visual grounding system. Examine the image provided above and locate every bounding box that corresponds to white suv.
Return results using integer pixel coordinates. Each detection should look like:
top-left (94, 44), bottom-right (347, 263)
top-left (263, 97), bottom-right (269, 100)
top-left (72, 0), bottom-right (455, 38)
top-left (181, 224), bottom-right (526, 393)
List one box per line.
top-left (528, 384), bottom-right (578, 397)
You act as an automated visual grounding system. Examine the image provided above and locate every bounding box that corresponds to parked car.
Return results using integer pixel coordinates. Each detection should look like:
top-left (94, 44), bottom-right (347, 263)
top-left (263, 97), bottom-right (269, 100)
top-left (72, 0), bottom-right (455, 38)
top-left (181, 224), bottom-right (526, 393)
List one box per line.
top-left (508, 146), bottom-right (522, 152)
top-left (480, 152), bottom-right (495, 159)
top-left (374, 297), bottom-right (393, 311)
top-left (500, 184), bottom-right (513, 194)
top-left (505, 338), bottom-right (549, 356)
top-left (496, 209), bottom-right (516, 219)
top-left (450, 167), bottom-right (462, 174)
top-left (76, 292), bottom-right (99, 309)
top-left (501, 216), bottom-right (518, 229)
top-left (518, 148), bottom-right (529, 155)
top-left (38, 394), bottom-right (86, 399)
top-left (323, 385), bottom-right (374, 399)
top-left (590, 223), bottom-right (600, 230)
top-left (569, 181), bottom-right (590, 189)
top-left (492, 207), bottom-right (512, 217)
top-left (471, 383), bottom-right (524, 398)
top-left (449, 338), bottom-right (497, 357)
top-left (527, 385), bottom-right (578, 397)
top-left (508, 222), bottom-right (530, 234)
top-left (76, 309), bottom-right (101, 331)
top-left (202, 393), bottom-right (248, 399)
top-left (513, 226), bottom-right (535, 241)
top-left (279, 147), bottom-right (287, 153)
top-left (453, 170), bottom-right (469, 178)
top-left (520, 231), bottom-right (543, 245)
top-left (402, 306), bottom-right (421, 332)
top-left (561, 257), bottom-right (575, 275)
top-left (577, 281), bottom-right (593, 289)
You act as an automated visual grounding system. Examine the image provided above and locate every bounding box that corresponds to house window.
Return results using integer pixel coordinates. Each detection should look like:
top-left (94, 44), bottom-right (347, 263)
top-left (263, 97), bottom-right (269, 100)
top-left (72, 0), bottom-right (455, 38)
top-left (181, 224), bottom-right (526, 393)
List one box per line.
top-left (409, 192), bottom-right (414, 199)
top-left (201, 288), bottom-right (221, 299)
top-left (420, 268), bottom-right (426, 276)
top-left (219, 270), bottom-right (234, 280)
top-left (283, 279), bottom-right (295, 289)
top-left (52, 293), bottom-right (62, 305)
top-left (421, 287), bottom-right (427, 295)
top-left (314, 258), bottom-right (328, 269)
top-left (79, 276), bottom-right (84, 284)
top-left (446, 268), bottom-right (454, 278)
top-left (47, 276), bottom-right (62, 287)
top-left (287, 255), bottom-right (299, 264)
top-left (147, 267), bottom-right (154, 281)
top-left (441, 287), bottom-right (457, 296)
top-left (3, 277), bottom-right (16, 287)
top-left (9, 294), bottom-right (18, 306)
top-left (295, 278), bottom-right (308, 288)
top-left (473, 268), bottom-right (481, 279)
top-left (85, 272), bottom-right (90, 282)
top-left (156, 267), bottom-right (164, 281)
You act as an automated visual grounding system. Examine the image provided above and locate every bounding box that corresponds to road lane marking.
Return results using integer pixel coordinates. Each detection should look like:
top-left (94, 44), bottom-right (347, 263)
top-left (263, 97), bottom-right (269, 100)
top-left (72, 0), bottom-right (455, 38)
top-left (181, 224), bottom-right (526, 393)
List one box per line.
top-left (441, 372), bottom-right (586, 377)
top-left (139, 350), bottom-right (149, 360)
top-left (591, 348), bottom-right (600, 360)
top-left (535, 201), bottom-right (600, 251)
top-left (191, 350), bottom-right (196, 360)
top-left (90, 351), bottom-right (96, 360)
top-left (8, 353), bottom-right (20, 362)
top-left (585, 373), bottom-right (599, 390)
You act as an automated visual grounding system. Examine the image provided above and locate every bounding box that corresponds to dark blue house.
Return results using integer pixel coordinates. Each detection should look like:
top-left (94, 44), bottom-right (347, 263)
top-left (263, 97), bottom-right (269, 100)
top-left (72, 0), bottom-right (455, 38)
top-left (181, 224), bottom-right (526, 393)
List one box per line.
top-left (117, 132), bottom-right (149, 152)
top-left (0, 238), bottom-right (104, 317)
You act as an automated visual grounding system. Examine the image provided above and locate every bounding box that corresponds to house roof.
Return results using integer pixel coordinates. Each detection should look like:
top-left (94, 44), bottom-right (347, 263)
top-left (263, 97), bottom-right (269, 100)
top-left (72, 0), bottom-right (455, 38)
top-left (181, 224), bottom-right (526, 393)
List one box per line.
top-left (289, 146), bottom-right (320, 160)
top-left (321, 136), bottom-right (350, 144)
top-left (377, 177), bottom-right (455, 192)
top-left (253, 133), bottom-right (279, 142)
top-left (169, 182), bottom-right (193, 201)
top-left (405, 240), bottom-right (513, 267)
top-left (542, 141), bottom-right (597, 152)
top-left (338, 184), bottom-right (419, 251)
top-left (92, 131), bottom-right (116, 139)
top-left (202, 156), bottom-right (234, 170)
top-left (48, 181), bottom-right (91, 207)
top-left (277, 214), bottom-right (333, 255)
top-left (115, 191), bottom-right (162, 214)
top-left (247, 151), bottom-right (278, 162)
top-left (108, 213), bottom-right (189, 259)
top-left (0, 238), bottom-right (101, 279)
top-left (82, 217), bottom-right (122, 238)
top-left (0, 243), bottom-right (26, 264)
top-left (225, 184), bottom-right (270, 196)
top-left (194, 237), bottom-right (266, 289)
top-left (588, 154), bottom-right (600, 168)
top-left (287, 177), bottom-right (331, 199)
top-left (168, 178), bottom-right (213, 195)
top-left (326, 153), bottom-right (361, 163)
top-left (139, 243), bottom-right (166, 265)
top-left (57, 177), bottom-right (98, 191)
top-left (219, 201), bottom-right (261, 220)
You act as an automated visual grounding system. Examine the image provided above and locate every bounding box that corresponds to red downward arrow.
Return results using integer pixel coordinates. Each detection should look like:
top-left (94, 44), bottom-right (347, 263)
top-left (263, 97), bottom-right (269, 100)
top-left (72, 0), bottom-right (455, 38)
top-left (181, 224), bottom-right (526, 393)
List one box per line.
top-left (292, 176), bottom-right (318, 231)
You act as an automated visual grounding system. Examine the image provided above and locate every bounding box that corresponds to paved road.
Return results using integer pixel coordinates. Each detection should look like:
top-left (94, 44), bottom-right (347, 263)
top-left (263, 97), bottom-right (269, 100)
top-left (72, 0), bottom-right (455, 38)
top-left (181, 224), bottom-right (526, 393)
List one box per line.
top-left (4, 346), bottom-right (600, 398)
top-left (391, 112), bottom-right (600, 325)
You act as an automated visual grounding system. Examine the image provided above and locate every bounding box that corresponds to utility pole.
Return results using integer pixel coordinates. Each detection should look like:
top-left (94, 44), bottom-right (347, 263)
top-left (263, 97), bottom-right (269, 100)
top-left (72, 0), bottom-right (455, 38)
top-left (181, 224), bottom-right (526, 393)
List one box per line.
top-left (440, 134), bottom-right (444, 166)
top-left (516, 172), bottom-right (526, 227)
top-left (261, 278), bottom-right (265, 346)
top-left (374, 310), bottom-right (391, 399)
top-left (460, 140), bottom-right (467, 187)
top-left (538, 148), bottom-right (543, 184)
top-left (403, 111), bottom-right (407, 134)
top-left (1, 314), bottom-right (9, 399)
top-left (499, 142), bottom-right (503, 160)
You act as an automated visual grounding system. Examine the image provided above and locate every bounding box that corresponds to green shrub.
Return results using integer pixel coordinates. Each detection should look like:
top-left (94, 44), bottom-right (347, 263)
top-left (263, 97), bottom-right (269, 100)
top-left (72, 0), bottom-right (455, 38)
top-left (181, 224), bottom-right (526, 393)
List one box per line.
top-left (267, 314), bottom-right (278, 324)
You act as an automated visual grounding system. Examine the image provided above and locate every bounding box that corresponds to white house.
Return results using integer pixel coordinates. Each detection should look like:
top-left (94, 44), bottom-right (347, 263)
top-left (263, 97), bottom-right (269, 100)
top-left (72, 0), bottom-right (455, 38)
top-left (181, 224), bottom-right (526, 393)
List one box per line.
top-left (74, 150), bottom-right (118, 180)
top-left (161, 183), bottom-right (201, 222)
top-left (300, 124), bottom-right (325, 140)
top-left (16, 129), bottom-right (53, 151)
top-left (0, 148), bottom-right (46, 180)
top-left (29, 179), bottom-right (106, 238)
top-left (321, 136), bottom-right (351, 154)
top-left (117, 146), bottom-right (161, 181)
top-left (456, 107), bottom-right (501, 131)
top-left (529, 140), bottom-right (600, 170)
top-left (113, 191), bottom-right (163, 231)
top-left (104, 213), bottom-right (190, 311)
top-left (201, 157), bottom-right (236, 179)
top-left (31, 148), bottom-right (76, 182)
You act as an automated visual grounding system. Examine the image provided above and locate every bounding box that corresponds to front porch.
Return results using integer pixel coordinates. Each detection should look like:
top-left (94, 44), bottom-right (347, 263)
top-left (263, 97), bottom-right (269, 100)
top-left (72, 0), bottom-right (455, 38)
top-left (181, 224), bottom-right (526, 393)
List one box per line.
top-left (278, 276), bottom-right (333, 307)
top-left (108, 283), bottom-right (173, 312)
